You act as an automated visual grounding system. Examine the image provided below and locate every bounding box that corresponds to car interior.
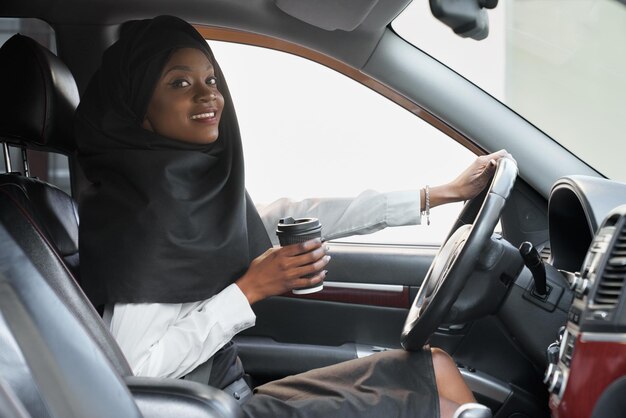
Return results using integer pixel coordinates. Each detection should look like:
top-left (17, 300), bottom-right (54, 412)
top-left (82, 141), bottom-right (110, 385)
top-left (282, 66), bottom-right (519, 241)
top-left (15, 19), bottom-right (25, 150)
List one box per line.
top-left (1, 1), bottom-right (625, 418)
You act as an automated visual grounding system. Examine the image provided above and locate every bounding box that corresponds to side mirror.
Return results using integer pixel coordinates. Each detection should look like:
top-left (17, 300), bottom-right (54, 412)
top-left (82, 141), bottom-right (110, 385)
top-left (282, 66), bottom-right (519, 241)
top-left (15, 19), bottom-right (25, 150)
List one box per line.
top-left (429, 0), bottom-right (498, 41)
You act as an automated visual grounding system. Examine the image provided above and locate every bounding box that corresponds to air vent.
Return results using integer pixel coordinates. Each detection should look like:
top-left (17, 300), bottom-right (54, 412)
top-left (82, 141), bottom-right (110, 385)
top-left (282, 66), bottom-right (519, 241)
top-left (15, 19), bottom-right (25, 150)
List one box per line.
top-left (593, 224), bottom-right (626, 307)
top-left (539, 245), bottom-right (551, 263)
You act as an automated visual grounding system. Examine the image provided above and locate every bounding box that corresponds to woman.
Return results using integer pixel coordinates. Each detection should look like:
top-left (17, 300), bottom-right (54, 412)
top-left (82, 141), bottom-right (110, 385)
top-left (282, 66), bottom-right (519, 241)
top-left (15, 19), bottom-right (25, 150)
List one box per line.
top-left (75, 15), bottom-right (507, 417)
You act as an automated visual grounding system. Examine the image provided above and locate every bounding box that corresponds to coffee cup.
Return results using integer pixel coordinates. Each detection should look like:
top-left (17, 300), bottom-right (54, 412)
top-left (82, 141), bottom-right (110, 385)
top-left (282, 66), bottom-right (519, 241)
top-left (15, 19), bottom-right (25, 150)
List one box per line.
top-left (276, 217), bottom-right (323, 294)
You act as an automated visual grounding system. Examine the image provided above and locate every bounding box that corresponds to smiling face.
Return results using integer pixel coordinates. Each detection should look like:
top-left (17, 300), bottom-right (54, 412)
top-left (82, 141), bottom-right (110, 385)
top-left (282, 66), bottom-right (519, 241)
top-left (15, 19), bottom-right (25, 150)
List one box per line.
top-left (141, 47), bottom-right (225, 144)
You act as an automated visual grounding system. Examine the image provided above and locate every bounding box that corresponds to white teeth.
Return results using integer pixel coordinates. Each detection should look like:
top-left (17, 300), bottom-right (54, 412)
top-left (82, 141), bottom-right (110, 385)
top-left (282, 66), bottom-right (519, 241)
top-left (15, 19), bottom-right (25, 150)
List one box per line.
top-left (190, 112), bottom-right (215, 120)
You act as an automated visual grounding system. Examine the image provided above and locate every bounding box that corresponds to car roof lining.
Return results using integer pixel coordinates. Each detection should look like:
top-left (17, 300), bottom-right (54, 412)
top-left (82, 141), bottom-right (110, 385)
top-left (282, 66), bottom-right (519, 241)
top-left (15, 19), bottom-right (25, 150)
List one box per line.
top-left (274, 0), bottom-right (380, 31)
top-left (0, 0), bottom-right (411, 66)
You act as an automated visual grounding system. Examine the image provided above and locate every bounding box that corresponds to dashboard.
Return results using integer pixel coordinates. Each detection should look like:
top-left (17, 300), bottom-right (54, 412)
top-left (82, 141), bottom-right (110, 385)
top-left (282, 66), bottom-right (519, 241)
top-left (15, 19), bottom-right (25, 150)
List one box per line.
top-left (545, 176), bottom-right (626, 418)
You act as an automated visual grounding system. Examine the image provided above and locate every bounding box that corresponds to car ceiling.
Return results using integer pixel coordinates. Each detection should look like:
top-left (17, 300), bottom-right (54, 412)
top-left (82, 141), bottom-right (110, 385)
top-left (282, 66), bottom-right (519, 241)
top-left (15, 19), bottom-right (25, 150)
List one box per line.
top-left (1, 0), bottom-right (412, 69)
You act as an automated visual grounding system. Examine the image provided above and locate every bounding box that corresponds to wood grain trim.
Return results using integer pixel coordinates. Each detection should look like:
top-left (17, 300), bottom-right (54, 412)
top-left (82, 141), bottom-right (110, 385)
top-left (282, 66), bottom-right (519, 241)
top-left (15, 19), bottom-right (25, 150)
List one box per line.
top-left (279, 284), bottom-right (411, 309)
top-left (194, 25), bottom-right (482, 155)
top-left (551, 336), bottom-right (626, 418)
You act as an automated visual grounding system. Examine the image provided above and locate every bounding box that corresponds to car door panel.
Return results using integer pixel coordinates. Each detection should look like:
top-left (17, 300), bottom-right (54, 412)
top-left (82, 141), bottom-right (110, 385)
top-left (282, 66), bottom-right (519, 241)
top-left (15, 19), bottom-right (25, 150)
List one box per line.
top-left (236, 242), bottom-right (438, 382)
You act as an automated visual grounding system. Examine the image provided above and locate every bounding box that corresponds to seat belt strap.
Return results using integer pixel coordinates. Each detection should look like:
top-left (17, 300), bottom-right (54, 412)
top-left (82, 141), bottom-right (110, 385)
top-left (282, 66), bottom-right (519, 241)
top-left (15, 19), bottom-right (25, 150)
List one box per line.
top-left (184, 357), bottom-right (213, 384)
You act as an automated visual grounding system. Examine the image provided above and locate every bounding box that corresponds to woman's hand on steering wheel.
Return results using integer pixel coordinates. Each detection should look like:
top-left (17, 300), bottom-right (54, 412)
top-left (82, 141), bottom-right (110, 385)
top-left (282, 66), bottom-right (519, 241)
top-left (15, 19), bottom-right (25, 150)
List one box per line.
top-left (449, 149), bottom-right (513, 201)
top-left (424, 150), bottom-right (513, 211)
top-left (402, 156), bottom-right (518, 350)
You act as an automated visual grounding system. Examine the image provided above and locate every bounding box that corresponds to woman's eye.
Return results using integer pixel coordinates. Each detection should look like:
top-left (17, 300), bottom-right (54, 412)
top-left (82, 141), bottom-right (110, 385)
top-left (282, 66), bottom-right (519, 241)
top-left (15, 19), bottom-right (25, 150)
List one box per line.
top-left (171, 79), bottom-right (190, 88)
top-left (206, 76), bottom-right (217, 87)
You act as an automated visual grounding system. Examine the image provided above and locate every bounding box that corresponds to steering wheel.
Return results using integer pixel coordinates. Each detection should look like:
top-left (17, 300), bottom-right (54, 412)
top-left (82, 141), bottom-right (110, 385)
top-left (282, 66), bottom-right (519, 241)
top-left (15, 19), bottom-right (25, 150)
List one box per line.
top-left (401, 157), bottom-right (518, 350)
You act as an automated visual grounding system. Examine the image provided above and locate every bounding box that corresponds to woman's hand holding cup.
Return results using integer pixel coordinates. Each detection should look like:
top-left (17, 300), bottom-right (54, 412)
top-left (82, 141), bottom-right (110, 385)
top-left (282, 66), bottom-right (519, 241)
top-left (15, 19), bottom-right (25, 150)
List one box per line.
top-left (236, 238), bottom-right (330, 305)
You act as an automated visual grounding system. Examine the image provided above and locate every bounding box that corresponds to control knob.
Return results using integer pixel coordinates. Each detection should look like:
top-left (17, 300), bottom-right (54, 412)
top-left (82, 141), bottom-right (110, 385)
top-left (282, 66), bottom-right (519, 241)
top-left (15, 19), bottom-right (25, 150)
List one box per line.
top-left (575, 278), bottom-right (590, 297)
top-left (568, 272), bottom-right (581, 291)
top-left (544, 363), bottom-right (556, 385)
top-left (548, 369), bottom-right (564, 396)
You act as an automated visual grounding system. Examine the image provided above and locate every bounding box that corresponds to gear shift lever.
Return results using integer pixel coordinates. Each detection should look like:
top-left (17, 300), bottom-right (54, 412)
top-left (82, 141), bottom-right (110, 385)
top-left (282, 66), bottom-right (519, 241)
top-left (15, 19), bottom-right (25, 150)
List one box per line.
top-left (453, 403), bottom-right (492, 418)
top-left (519, 241), bottom-right (547, 296)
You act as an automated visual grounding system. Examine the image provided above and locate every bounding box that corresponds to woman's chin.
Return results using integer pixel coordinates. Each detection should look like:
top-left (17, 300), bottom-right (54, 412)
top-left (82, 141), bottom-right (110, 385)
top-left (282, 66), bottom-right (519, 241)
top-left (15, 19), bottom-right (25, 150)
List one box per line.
top-left (173, 130), bottom-right (220, 145)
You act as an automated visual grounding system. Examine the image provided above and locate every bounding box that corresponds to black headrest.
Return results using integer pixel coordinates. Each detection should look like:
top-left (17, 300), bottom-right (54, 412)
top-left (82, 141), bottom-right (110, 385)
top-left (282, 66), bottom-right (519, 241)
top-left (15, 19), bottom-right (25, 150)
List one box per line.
top-left (0, 34), bottom-right (79, 154)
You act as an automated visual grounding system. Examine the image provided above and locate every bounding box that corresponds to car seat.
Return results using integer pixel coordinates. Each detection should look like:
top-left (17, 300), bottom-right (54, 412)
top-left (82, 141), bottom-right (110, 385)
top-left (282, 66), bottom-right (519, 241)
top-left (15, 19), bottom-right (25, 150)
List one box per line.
top-left (0, 33), bottom-right (131, 375)
top-left (0, 377), bottom-right (32, 418)
top-left (0, 223), bottom-right (241, 418)
top-left (0, 34), bottom-right (241, 418)
top-left (0, 32), bottom-right (79, 276)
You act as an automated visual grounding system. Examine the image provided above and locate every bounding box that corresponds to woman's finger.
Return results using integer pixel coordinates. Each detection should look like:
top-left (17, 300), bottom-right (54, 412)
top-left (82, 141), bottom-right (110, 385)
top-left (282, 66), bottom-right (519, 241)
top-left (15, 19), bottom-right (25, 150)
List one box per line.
top-left (289, 245), bottom-right (327, 266)
top-left (290, 255), bottom-right (331, 279)
top-left (280, 238), bottom-right (323, 256)
top-left (292, 270), bottom-right (327, 290)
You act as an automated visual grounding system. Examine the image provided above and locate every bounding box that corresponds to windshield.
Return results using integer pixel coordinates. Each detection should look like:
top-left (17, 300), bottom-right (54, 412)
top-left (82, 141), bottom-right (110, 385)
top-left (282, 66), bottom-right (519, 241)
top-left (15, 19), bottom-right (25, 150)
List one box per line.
top-left (393, 0), bottom-right (626, 182)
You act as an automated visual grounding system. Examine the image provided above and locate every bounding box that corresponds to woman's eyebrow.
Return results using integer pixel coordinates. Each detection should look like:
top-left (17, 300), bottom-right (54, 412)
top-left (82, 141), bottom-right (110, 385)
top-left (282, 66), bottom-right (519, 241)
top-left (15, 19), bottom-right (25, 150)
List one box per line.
top-left (164, 64), bottom-right (215, 75)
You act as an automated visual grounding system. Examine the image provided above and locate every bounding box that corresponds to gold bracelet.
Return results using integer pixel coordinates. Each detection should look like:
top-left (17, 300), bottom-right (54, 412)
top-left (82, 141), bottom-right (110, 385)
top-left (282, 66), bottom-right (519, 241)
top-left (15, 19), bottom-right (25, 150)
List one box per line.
top-left (422, 185), bottom-right (430, 225)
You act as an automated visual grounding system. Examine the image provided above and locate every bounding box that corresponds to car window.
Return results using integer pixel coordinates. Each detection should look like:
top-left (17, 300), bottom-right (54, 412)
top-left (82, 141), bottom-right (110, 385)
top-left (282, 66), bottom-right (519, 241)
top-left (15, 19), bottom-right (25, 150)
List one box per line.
top-left (210, 40), bottom-right (476, 245)
top-left (393, 0), bottom-right (626, 182)
top-left (0, 18), bottom-right (72, 196)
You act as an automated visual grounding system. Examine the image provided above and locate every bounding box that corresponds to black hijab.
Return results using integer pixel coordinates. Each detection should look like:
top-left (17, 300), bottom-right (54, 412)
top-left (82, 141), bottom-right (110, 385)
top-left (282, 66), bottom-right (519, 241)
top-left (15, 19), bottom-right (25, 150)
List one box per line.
top-left (75, 15), bottom-right (271, 306)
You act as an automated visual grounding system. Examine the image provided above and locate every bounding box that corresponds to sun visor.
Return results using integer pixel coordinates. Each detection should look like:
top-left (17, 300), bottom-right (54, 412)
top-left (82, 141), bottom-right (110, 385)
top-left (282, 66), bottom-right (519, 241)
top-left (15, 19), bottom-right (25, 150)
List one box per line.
top-left (275, 0), bottom-right (379, 31)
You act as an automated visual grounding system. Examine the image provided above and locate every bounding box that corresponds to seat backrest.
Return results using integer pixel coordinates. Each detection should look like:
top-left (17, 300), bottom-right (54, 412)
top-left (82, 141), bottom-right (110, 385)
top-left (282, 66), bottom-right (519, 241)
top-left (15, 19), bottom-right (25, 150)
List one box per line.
top-left (0, 34), bottom-right (132, 376)
top-left (0, 175), bottom-right (80, 277)
top-left (0, 225), bottom-right (144, 418)
top-left (0, 32), bottom-right (80, 276)
top-left (0, 378), bottom-right (32, 418)
top-left (0, 224), bottom-right (241, 418)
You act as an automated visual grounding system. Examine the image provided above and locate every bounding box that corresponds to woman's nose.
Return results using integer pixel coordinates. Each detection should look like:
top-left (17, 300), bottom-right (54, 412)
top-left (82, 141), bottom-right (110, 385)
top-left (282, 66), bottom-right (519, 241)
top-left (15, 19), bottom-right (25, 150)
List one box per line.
top-left (195, 85), bottom-right (217, 102)
top-left (198, 93), bottom-right (216, 102)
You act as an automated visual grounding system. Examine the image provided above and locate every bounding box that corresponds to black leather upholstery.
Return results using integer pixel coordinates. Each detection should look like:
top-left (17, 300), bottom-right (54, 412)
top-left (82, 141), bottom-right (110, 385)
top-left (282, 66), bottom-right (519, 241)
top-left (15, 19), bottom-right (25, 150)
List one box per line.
top-left (126, 377), bottom-right (242, 418)
top-left (0, 175), bottom-right (80, 277)
top-left (0, 34), bottom-right (78, 154)
top-left (0, 378), bottom-right (32, 418)
top-left (0, 33), bottom-right (81, 277)
top-left (0, 225), bottom-right (146, 418)
top-left (0, 189), bottom-right (131, 375)
top-left (0, 307), bottom-right (50, 418)
top-left (0, 33), bottom-right (128, 374)
top-left (0, 224), bottom-right (242, 418)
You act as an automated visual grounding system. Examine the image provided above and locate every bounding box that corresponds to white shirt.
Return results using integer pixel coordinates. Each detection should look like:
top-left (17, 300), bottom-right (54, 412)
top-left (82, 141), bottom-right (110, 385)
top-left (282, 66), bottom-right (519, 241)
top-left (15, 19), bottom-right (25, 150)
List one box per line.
top-left (109, 190), bottom-right (421, 378)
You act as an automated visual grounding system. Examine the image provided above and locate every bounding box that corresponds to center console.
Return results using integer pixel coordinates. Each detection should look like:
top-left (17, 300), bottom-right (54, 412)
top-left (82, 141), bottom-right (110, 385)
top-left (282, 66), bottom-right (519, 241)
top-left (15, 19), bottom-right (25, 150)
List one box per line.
top-left (547, 206), bottom-right (626, 418)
